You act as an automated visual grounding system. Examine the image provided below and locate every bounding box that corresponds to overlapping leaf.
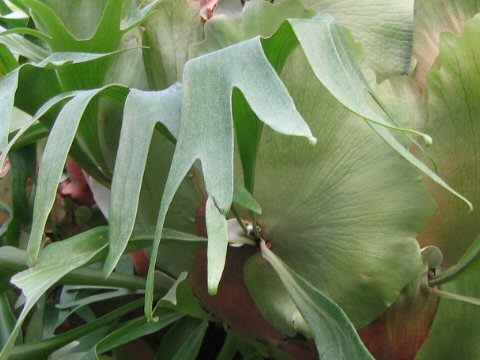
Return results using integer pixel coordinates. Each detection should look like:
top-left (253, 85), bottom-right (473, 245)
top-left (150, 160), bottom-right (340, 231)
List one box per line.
top-left (243, 46), bottom-right (433, 329)
top-left (261, 242), bottom-right (374, 360)
top-left (413, 0), bottom-right (480, 88)
top-left (156, 317), bottom-right (208, 360)
top-left (0, 51), bottom-right (127, 162)
top-left (13, 0), bottom-right (160, 182)
top-left (144, 12), bottom-right (470, 322)
top-left (144, 32), bottom-right (316, 319)
top-left (190, 0), bottom-right (315, 58)
top-left (0, 227), bottom-right (108, 360)
top-left (142, 0), bottom-right (203, 90)
top-left (81, 310), bottom-right (182, 360)
top-left (0, 225), bottom-right (205, 359)
top-left (414, 15), bottom-right (480, 359)
top-left (103, 86), bottom-right (183, 276)
top-left (24, 85), bottom-right (129, 266)
top-left (304, 0), bottom-right (415, 81)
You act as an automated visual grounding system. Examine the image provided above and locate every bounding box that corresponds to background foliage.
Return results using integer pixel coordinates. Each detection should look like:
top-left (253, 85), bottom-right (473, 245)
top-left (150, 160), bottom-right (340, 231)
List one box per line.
top-left (1, 0), bottom-right (480, 359)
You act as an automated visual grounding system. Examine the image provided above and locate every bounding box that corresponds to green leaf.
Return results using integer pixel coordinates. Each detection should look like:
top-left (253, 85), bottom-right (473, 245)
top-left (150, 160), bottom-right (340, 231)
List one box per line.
top-left (156, 317), bottom-right (208, 360)
top-left (304, 0), bottom-right (415, 80)
top-left (142, 0), bottom-right (203, 90)
top-left (417, 15), bottom-right (480, 266)
top-left (205, 196), bottom-right (228, 295)
top-left (25, 0), bottom-right (120, 51)
top-left (38, 0), bottom-right (107, 39)
top-left (190, 0), bottom-right (315, 58)
top-left (0, 224), bottom-right (194, 359)
top-left (103, 85), bottom-right (182, 276)
top-left (416, 259), bottom-right (480, 359)
top-left (24, 294), bottom-right (46, 343)
top-left (0, 1), bottom-right (11, 15)
top-left (190, 0), bottom-right (314, 195)
top-left (24, 0), bottom-right (155, 181)
top-left (216, 332), bottom-right (239, 360)
top-left (159, 272), bottom-right (214, 321)
top-left (430, 235), bottom-right (480, 286)
top-left (0, 50), bottom-right (127, 159)
top-left (81, 310), bottom-right (182, 360)
top-left (260, 242), bottom-right (374, 360)
top-left (144, 13), bottom-right (464, 321)
top-left (6, 144), bottom-right (36, 246)
top-left (8, 298), bottom-right (146, 360)
top-left (0, 25), bottom-right (48, 62)
top-left (0, 227), bottom-right (109, 360)
top-left (0, 291), bottom-right (20, 348)
top-left (0, 43), bottom-right (16, 75)
top-left (413, 0), bottom-right (480, 88)
top-left (413, 15), bottom-right (480, 360)
top-left (244, 255), bottom-right (309, 338)
top-left (121, 0), bottom-right (160, 33)
top-left (54, 288), bottom-right (134, 311)
top-left (243, 46), bottom-right (433, 328)
top-left (144, 34), bottom-right (316, 319)
top-left (270, 15), bottom-right (472, 209)
top-left (26, 86), bottom-right (126, 266)
top-left (233, 181), bottom-right (261, 214)
top-left (0, 90), bottom-right (78, 171)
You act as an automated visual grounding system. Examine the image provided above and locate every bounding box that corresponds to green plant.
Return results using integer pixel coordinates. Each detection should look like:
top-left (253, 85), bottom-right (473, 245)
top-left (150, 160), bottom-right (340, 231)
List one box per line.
top-left (1, 0), bottom-right (480, 359)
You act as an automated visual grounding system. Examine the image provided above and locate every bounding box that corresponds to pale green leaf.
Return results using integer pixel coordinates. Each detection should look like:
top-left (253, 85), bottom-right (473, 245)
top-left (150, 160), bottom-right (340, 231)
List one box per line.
top-left (0, 25), bottom-right (48, 62)
top-left (103, 85), bottom-right (182, 276)
top-left (413, 0), bottom-right (480, 88)
top-left (191, 11), bottom-right (471, 209)
top-left (0, 50), bottom-right (128, 162)
top-left (142, 0), bottom-right (202, 90)
top-left (414, 15), bottom-right (480, 360)
top-left (273, 15), bottom-right (471, 209)
top-left (304, 0), bottom-right (415, 80)
top-left (0, 227), bottom-right (109, 360)
top-left (143, 13), bottom-right (465, 321)
top-left (190, 0), bottom-right (315, 58)
top-left (9, 298), bottom-right (145, 360)
top-left (205, 196), bottom-right (228, 295)
top-left (145, 34), bottom-right (315, 319)
top-left (39, 0), bottom-right (107, 40)
top-left (26, 86), bottom-right (126, 266)
top-left (261, 242), bottom-right (374, 360)
top-left (121, 1), bottom-right (161, 33)
top-left (418, 15), bottom-right (480, 265)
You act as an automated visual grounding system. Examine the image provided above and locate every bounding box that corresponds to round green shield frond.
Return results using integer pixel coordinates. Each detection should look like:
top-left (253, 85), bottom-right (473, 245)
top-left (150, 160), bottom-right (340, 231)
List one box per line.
top-left (244, 48), bottom-right (434, 329)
